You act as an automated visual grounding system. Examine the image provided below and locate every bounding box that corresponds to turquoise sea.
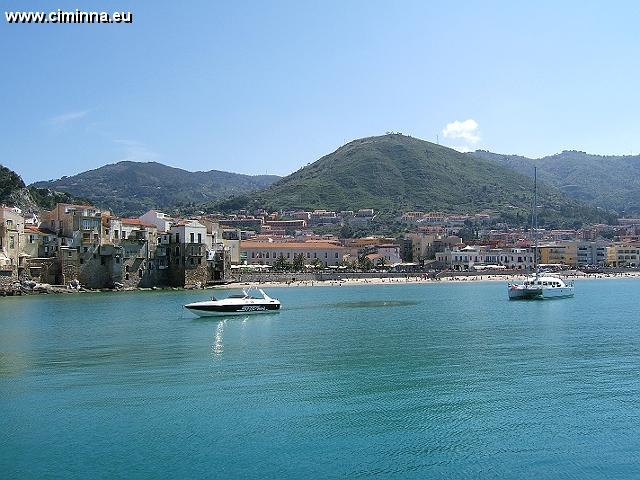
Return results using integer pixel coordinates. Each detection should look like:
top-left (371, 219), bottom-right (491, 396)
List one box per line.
top-left (2, 279), bottom-right (640, 479)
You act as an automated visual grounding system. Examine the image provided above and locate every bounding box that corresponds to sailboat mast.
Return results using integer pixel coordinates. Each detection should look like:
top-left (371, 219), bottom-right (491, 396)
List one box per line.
top-left (534, 167), bottom-right (538, 277)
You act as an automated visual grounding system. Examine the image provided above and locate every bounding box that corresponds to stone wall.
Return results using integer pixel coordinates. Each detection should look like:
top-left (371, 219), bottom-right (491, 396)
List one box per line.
top-left (24, 257), bottom-right (60, 284)
top-left (7, 239), bottom-right (228, 289)
top-left (77, 245), bottom-right (112, 288)
top-left (0, 267), bottom-right (17, 289)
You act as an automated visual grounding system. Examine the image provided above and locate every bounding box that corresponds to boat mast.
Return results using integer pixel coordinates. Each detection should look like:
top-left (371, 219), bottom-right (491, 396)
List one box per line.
top-left (533, 167), bottom-right (538, 278)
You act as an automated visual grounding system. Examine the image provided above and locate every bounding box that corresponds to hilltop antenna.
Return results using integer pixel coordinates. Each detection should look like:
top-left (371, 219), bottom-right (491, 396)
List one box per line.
top-left (436, 134), bottom-right (439, 145)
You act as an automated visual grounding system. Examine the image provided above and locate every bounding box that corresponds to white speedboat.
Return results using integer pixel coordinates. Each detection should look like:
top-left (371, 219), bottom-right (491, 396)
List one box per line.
top-left (508, 274), bottom-right (574, 300)
top-left (184, 288), bottom-right (281, 317)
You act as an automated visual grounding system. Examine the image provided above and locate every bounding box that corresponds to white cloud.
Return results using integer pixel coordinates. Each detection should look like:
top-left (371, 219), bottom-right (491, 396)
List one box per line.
top-left (48, 110), bottom-right (89, 127)
top-left (442, 119), bottom-right (480, 144)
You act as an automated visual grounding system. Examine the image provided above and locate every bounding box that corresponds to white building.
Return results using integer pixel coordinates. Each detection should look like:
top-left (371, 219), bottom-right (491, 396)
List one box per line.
top-left (375, 244), bottom-right (402, 265)
top-left (139, 210), bottom-right (173, 233)
top-left (170, 220), bottom-right (208, 246)
top-left (436, 246), bottom-right (534, 271)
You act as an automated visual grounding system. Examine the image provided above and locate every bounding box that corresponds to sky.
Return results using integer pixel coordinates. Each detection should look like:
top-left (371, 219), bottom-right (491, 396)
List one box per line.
top-left (2, 0), bottom-right (640, 183)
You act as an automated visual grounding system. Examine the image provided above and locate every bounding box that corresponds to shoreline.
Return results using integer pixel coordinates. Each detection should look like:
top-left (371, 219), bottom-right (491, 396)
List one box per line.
top-left (3, 271), bottom-right (640, 298)
top-left (215, 271), bottom-right (640, 290)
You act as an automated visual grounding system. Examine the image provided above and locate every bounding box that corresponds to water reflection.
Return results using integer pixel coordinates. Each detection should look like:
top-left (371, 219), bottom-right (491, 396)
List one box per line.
top-left (211, 321), bottom-right (225, 357)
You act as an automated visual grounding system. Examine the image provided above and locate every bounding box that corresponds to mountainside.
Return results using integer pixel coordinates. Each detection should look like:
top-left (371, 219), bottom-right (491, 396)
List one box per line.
top-left (471, 150), bottom-right (640, 214)
top-left (32, 161), bottom-right (281, 216)
top-left (1, 164), bottom-right (80, 212)
top-left (0, 164), bottom-right (25, 202)
top-left (217, 134), bottom-right (614, 227)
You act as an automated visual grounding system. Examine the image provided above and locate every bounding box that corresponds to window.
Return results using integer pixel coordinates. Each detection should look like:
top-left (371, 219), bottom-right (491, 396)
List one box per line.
top-left (175, 246), bottom-right (180, 256)
top-left (252, 252), bottom-right (255, 258)
top-left (114, 230), bottom-right (119, 239)
top-left (190, 257), bottom-right (194, 266)
top-left (83, 247), bottom-right (88, 253)
top-left (190, 232), bottom-right (195, 243)
top-left (266, 252), bottom-right (269, 258)
top-left (79, 258), bottom-right (84, 264)
top-left (175, 233), bottom-right (180, 243)
top-left (307, 252), bottom-right (310, 258)
top-left (67, 250), bottom-right (72, 257)
top-left (335, 253), bottom-right (339, 258)
top-left (125, 273), bottom-right (129, 281)
top-left (125, 265), bottom-right (129, 272)
top-left (29, 235), bottom-right (34, 244)
top-left (197, 233), bottom-right (202, 243)
top-left (115, 257), bottom-right (120, 264)
top-left (122, 231), bottom-right (127, 239)
top-left (139, 268), bottom-right (143, 278)
top-left (198, 258), bottom-right (202, 265)
top-left (325, 252), bottom-right (328, 258)
top-left (287, 252), bottom-right (290, 258)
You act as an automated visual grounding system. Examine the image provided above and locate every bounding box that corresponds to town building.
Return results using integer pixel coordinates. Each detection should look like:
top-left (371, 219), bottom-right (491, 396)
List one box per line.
top-left (608, 243), bottom-right (640, 267)
top-left (436, 246), bottom-right (534, 271)
top-left (240, 240), bottom-right (346, 267)
top-left (0, 206), bottom-right (24, 285)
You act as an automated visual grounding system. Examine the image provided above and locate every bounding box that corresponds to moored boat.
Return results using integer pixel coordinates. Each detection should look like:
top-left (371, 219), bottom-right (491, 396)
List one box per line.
top-left (184, 288), bottom-right (281, 317)
top-left (507, 167), bottom-right (575, 301)
top-left (508, 274), bottom-right (574, 300)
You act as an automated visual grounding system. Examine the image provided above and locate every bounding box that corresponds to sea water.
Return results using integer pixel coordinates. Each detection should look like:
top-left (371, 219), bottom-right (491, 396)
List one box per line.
top-left (1, 279), bottom-right (640, 479)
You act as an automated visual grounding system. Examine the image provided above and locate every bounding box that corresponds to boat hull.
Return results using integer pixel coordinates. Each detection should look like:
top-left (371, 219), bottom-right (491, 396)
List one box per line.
top-left (185, 302), bottom-right (281, 317)
top-left (508, 285), bottom-right (574, 300)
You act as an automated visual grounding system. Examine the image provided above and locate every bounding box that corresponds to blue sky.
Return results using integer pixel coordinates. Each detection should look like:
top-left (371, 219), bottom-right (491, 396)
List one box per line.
top-left (2, 0), bottom-right (640, 183)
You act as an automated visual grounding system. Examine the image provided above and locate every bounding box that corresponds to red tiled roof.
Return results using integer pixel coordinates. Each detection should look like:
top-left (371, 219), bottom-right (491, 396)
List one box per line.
top-left (121, 218), bottom-right (156, 228)
top-left (241, 241), bottom-right (344, 250)
top-left (25, 225), bottom-right (55, 234)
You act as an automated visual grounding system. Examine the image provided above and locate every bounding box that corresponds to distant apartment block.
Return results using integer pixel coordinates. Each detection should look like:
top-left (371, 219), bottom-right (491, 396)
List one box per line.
top-left (240, 240), bottom-right (346, 267)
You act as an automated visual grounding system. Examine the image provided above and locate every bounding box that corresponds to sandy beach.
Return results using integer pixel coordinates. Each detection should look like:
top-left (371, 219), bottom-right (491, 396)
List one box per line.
top-left (215, 271), bottom-right (640, 290)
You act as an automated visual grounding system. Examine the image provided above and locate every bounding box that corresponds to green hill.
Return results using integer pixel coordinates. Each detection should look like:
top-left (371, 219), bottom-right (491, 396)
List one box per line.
top-left (32, 161), bottom-right (280, 216)
top-left (0, 164), bottom-right (25, 202)
top-left (471, 150), bottom-right (640, 214)
top-left (217, 134), bottom-right (613, 227)
top-left (1, 164), bottom-right (80, 212)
